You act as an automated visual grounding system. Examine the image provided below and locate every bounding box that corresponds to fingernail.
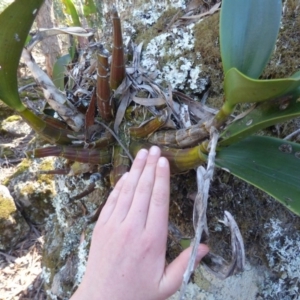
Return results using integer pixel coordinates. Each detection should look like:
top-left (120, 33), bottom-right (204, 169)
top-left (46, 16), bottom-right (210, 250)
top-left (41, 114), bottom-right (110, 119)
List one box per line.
top-left (149, 146), bottom-right (159, 156)
top-left (158, 157), bottom-right (167, 167)
top-left (137, 149), bottom-right (148, 159)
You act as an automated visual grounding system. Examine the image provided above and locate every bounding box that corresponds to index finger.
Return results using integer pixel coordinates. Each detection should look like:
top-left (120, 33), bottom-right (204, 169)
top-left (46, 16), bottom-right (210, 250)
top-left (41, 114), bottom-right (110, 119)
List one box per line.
top-left (146, 156), bottom-right (170, 238)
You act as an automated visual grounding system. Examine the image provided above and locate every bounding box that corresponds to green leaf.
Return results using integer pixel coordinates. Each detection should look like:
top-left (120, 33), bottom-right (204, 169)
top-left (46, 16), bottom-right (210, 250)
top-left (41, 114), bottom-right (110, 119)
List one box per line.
top-left (220, 0), bottom-right (281, 78)
top-left (220, 91), bottom-right (300, 146)
top-left (224, 68), bottom-right (300, 108)
top-left (83, 0), bottom-right (97, 17)
top-left (216, 136), bottom-right (300, 215)
top-left (52, 54), bottom-right (72, 90)
top-left (62, 0), bottom-right (81, 26)
top-left (180, 238), bottom-right (191, 249)
top-left (0, 0), bottom-right (44, 111)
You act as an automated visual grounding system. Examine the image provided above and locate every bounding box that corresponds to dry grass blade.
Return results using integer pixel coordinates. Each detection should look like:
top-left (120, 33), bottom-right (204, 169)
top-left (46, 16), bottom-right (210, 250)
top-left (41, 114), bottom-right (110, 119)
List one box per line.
top-left (22, 48), bottom-right (84, 132)
top-left (39, 27), bottom-right (94, 36)
top-left (96, 119), bottom-right (133, 162)
top-left (173, 1), bottom-right (221, 28)
top-left (164, 86), bottom-right (181, 125)
top-left (27, 27), bottom-right (93, 52)
top-left (180, 2), bottom-right (221, 20)
top-left (0, 230), bottom-right (45, 299)
top-left (173, 90), bottom-right (214, 123)
top-left (225, 212), bottom-right (246, 274)
top-left (179, 128), bottom-right (219, 300)
top-left (179, 103), bottom-right (191, 128)
top-left (132, 96), bottom-right (166, 106)
top-left (113, 88), bottom-right (132, 134)
top-left (133, 42), bottom-right (143, 71)
top-left (202, 211), bottom-right (245, 279)
top-left (284, 128), bottom-right (300, 140)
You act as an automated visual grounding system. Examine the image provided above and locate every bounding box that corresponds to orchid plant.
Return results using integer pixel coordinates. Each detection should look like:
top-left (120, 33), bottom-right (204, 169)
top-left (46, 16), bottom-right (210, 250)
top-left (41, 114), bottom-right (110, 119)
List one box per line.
top-left (0, 0), bottom-right (300, 216)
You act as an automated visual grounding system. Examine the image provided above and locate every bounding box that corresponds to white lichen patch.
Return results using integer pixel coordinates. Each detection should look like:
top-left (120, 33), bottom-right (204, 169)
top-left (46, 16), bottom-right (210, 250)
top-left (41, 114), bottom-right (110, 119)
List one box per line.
top-left (42, 266), bottom-right (51, 285)
top-left (141, 24), bottom-right (208, 92)
top-left (131, 1), bottom-right (185, 26)
top-left (102, 0), bottom-right (186, 25)
top-left (260, 218), bottom-right (300, 299)
top-left (74, 238), bottom-right (89, 285)
top-left (60, 218), bottom-right (86, 260)
top-left (52, 193), bottom-right (70, 229)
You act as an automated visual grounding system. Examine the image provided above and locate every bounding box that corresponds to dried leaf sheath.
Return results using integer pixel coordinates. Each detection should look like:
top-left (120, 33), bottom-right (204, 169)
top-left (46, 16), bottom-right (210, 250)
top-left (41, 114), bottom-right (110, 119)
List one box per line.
top-left (148, 122), bottom-right (209, 148)
top-left (27, 146), bottom-right (111, 165)
top-left (39, 114), bottom-right (71, 130)
top-left (87, 130), bottom-right (115, 148)
top-left (20, 108), bottom-right (77, 144)
top-left (129, 112), bottom-right (168, 139)
top-left (22, 48), bottom-right (85, 132)
top-left (110, 146), bottom-right (130, 187)
top-left (109, 9), bottom-right (125, 90)
top-left (97, 54), bottom-right (114, 121)
top-left (130, 142), bottom-right (207, 173)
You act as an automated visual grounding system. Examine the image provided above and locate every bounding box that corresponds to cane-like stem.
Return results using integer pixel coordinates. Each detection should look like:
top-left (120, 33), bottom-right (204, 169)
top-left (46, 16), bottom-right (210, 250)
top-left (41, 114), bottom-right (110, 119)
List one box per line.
top-left (109, 9), bottom-right (125, 90)
top-left (20, 108), bottom-right (80, 144)
top-left (97, 53), bottom-right (114, 121)
top-left (130, 141), bottom-right (208, 173)
top-left (110, 146), bottom-right (130, 187)
top-left (27, 145), bottom-right (112, 165)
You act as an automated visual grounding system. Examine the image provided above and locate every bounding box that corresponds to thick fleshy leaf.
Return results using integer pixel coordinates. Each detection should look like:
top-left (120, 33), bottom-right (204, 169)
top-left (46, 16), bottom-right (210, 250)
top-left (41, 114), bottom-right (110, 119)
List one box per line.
top-left (216, 136), bottom-right (300, 215)
top-left (0, 0), bottom-right (44, 111)
top-left (220, 90), bottom-right (300, 146)
top-left (224, 68), bottom-right (300, 108)
top-left (220, 0), bottom-right (282, 78)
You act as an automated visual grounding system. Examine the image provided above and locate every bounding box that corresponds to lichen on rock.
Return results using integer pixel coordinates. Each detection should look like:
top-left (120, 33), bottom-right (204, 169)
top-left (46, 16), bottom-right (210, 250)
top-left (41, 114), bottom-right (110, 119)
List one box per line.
top-left (0, 185), bottom-right (30, 251)
top-left (0, 115), bottom-right (31, 137)
top-left (41, 165), bottom-right (106, 299)
top-left (6, 157), bottom-right (56, 224)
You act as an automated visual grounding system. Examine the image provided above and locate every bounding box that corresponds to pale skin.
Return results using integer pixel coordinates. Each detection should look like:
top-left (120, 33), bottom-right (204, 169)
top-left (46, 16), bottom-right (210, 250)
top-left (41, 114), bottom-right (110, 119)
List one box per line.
top-left (71, 146), bottom-right (209, 300)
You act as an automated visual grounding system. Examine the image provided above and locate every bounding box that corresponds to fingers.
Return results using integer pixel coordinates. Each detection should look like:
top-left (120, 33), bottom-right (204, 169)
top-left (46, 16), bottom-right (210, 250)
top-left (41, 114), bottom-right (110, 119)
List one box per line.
top-left (146, 156), bottom-right (170, 240)
top-left (111, 148), bottom-right (149, 222)
top-left (97, 172), bottom-right (128, 225)
top-left (126, 146), bottom-right (161, 227)
top-left (99, 146), bottom-right (169, 230)
top-left (159, 244), bottom-right (209, 298)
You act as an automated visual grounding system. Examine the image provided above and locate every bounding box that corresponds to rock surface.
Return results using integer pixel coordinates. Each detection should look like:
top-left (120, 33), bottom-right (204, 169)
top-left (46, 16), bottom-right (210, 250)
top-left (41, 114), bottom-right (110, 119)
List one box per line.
top-left (0, 185), bottom-right (30, 251)
top-left (5, 157), bottom-right (56, 225)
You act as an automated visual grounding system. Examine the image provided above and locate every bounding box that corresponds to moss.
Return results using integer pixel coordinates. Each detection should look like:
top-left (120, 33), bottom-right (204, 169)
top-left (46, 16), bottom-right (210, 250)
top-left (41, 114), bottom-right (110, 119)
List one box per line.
top-left (194, 13), bottom-right (223, 100)
top-left (3, 115), bottom-right (22, 122)
top-left (42, 219), bottom-right (65, 288)
top-left (0, 195), bottom-right (16, 219)
top-left (3, 158), bottom-right (31, 186)
top-left (37, 159), bottom-right (55, 186)
top-left (0, 115), bottom-right (22, 136)
top-left (14, 158), bottom-right (56, 223)
top-left (0, 146), bottom-right (14, 158)
top-left (18, 184), bottom-right (55, 224)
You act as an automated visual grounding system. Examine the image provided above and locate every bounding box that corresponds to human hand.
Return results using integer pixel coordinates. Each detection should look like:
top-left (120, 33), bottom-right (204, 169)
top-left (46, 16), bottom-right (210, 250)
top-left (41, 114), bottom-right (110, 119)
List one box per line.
top-left (71, 146), bottom-right (209, 300)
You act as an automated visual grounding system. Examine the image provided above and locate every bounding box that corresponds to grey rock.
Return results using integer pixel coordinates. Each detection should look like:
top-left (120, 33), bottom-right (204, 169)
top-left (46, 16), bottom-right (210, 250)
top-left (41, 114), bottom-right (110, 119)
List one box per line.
top-left (0, 185), bottom-right (30, 251)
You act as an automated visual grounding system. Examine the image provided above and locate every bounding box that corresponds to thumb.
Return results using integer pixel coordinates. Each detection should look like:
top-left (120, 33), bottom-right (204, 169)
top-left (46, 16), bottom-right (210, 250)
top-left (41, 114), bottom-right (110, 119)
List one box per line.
top-left (159, 244), bottom-right (209, 298)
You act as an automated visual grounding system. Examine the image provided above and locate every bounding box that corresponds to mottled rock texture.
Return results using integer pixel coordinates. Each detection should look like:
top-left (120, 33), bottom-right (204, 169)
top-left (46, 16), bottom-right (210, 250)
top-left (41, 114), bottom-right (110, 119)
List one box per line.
top-left (0, 185), bottom-right (30, 251)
